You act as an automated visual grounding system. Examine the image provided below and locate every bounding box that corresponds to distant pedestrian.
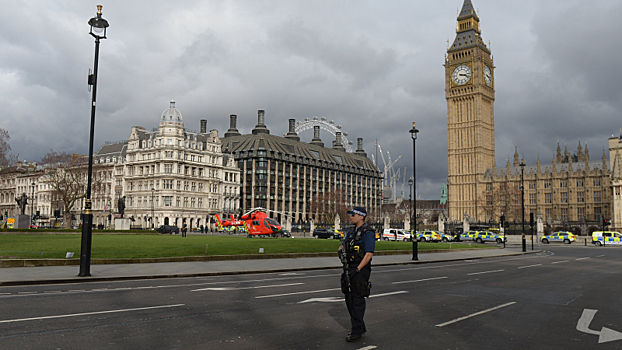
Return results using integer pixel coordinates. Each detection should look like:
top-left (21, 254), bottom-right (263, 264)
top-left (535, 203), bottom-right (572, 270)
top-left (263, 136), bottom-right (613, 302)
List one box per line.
top-left (182, 222), bottom-right (187, 237)
top-left (200, 225), bottom-right (204, 233)
top-left (338, 206), bottom-right (375, 342)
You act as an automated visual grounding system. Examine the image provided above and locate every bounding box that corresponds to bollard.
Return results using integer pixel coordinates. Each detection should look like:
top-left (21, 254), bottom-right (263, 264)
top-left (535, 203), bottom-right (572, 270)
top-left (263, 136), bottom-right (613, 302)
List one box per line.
top-left (205, 244), bottom-right (209, 254)
top-left (584, 238), bottom-right (587, 246)
top-left (522, 233), bottom-right (526, 252)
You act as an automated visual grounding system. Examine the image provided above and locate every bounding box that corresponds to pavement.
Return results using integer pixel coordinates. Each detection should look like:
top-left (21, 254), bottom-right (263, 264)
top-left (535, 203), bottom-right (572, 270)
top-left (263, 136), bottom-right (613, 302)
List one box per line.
top-left (0, 247), bottom-right (537, 286)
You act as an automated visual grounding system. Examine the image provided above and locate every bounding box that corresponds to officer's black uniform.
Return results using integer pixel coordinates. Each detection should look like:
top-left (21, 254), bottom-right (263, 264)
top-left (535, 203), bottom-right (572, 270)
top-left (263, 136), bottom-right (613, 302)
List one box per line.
top-left (341, 223), bottom-right (375, 339)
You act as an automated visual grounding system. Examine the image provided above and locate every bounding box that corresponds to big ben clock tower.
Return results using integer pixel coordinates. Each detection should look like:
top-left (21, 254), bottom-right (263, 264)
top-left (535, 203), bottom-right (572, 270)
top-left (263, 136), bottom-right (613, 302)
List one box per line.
top-left (445, 0), bottom-right (495, 222)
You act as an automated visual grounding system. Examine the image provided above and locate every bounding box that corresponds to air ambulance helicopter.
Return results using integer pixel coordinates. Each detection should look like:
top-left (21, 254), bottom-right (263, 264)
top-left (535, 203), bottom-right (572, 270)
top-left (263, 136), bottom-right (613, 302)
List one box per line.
top-left (215, 207), bottom-right (290, 238)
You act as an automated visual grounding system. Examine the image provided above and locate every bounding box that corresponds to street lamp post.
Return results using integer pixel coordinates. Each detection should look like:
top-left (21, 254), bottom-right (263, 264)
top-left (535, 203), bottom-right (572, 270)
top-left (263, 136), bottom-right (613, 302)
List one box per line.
top-left (520, 160), bottom-right (526, 252)
top-left (408, 176), bottom-right (413, 237)
top-left (31, 182), bottom-right (35, 226)
top-left (79, 5), bottom-right (109, 277)
top-left (151, 188), bottom-right (155, 229)
top-left (409, 122), bottom-right (419, 261)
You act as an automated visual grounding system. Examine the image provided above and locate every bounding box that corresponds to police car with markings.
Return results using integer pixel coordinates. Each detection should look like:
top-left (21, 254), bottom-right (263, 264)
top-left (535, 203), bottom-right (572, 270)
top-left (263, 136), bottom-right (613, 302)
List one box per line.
top-left (418, 230), bottom-right (442, 242)
top-left (592, 231), bottom-right (622, 246)
top-left (473, 231), bottom-right (506, 244)
top-left (381, 228), bottom-right (411, 241)
top-left (541, 231), bottom-right (576, 244)
top-left (459, 230), bottom-right (480, 241)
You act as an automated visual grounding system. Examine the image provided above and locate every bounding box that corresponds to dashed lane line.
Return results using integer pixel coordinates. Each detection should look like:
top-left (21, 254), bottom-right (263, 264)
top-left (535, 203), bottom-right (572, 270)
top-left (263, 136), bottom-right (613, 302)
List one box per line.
top-left (467, 269), bottom-right (504, 276)
top-left (517, 264), bottom-right (542, 269)
top-left (576, 257), bottom-right (590, 261)
top-left (551, 260), bottom-right (569, 264)
top-left (0, 304), bottom-right (185, 324)
top-left (392, 276), bottom-right (448, 285)
top-left (192, 282), bottom-right (304, 292)
top-left (436, 302), bottom-right (517, 327)
top-left (255, 288), bottom-right (340, 299)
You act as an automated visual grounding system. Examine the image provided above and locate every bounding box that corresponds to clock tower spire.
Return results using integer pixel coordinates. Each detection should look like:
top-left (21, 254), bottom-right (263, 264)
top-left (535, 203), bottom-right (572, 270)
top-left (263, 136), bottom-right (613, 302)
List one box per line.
top-left (445, 0), bottom-right (495, 222)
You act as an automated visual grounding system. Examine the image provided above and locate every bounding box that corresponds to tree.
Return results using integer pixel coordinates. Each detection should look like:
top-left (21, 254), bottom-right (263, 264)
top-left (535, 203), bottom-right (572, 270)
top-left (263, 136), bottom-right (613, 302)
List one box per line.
top-left (0, 128), bottom-right (17, 167)
top-left (40, 150), bottom-right (105, 228)
top-left (479, 181), bottom-right (522, 223)
top-left (309, 189), bottom-right (349, 223)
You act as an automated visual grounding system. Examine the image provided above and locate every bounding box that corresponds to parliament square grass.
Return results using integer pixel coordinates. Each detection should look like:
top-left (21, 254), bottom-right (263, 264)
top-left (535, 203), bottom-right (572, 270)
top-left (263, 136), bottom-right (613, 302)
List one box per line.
top-left (0, 234), bottom-right (493, 259)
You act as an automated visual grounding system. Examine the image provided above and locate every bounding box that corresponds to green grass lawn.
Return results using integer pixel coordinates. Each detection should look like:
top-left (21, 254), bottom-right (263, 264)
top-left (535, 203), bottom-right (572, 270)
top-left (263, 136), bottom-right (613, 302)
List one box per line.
top-left (0, 234), bottom-right (493, 259)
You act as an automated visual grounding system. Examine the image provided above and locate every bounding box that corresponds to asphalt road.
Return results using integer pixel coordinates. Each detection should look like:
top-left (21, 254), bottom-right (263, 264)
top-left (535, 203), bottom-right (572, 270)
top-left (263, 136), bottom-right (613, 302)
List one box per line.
top-left (1, 245), bottom-right (621, 349)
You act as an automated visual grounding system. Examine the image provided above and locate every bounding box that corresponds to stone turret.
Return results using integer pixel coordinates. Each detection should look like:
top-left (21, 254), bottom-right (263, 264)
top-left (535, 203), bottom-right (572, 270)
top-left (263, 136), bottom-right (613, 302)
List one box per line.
top-left (354, 138), bottom-right (367, 157)
top-left (332, 132), bottom-right (346, 152)
top-left (284, 119), bottom-right (300, 141)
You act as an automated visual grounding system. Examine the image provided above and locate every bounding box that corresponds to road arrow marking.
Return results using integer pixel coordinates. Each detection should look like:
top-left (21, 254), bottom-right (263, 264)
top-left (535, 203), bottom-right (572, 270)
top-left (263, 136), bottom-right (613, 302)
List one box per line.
top-left (577, 309), bottom-right (622, 343)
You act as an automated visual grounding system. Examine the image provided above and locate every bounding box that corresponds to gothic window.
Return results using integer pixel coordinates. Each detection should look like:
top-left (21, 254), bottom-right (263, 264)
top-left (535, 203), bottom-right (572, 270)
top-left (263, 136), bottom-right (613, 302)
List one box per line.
top-left (561, 192), bottom-right (568, 203)
top-left (577, 192), bottom-right (584, 203)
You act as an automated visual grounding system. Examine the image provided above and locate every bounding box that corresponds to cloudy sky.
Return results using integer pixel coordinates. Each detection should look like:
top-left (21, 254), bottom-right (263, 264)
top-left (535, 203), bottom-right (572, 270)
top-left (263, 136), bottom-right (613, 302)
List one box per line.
top-left (1, 0), bottom-right (621, 199)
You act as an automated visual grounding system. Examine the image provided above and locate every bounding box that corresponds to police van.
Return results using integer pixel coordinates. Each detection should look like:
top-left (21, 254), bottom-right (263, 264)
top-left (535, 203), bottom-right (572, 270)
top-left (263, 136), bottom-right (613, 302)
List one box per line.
top-left (592, 231), bottom-right (622, 246)
top-left (381, 228), bottom-right (411, 241)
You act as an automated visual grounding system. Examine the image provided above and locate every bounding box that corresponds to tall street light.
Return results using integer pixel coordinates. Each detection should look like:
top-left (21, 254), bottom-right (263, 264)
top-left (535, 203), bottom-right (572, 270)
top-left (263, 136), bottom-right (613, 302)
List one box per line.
top-left (408, 176), bottom-right (413, 238)
top-left (31, 182), bottom-right (35, 226)
top-left (151, 188), bottom-right (155, 229)
top-left (520, 160), bottom-right (526, 252)
top-left (409, 122), bottom-right (419, 261)
top-left (79, 5), bottom-right (109, 277)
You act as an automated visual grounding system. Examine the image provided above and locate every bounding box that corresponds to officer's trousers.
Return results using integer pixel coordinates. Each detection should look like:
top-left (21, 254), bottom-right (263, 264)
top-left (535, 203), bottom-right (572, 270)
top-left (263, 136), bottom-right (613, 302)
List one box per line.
top-left (344, 267), bottom-right (371, 334)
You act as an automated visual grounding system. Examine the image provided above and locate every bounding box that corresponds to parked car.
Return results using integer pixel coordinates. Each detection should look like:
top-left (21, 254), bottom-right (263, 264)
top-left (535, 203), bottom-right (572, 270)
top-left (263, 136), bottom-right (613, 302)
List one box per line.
top-left (281, 229), bottom-right (292, 238)
top-left (313, 228), bottom-right (341, 239)
top-left (459, 230), bottom-right (480, 241)
top-left (157, 225), bottom-right (180, 234)
top-left (474, 231), bottom-right (506, 244)
top-left (419, 231), bottom-right (442, 242)
top-left (541, 231), bottom-right (575, 244)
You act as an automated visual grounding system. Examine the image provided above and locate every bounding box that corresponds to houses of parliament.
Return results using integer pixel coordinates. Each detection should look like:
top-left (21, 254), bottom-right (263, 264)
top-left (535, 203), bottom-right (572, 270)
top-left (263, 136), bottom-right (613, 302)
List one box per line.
top-left (445, 0), bottom-right (622, 232)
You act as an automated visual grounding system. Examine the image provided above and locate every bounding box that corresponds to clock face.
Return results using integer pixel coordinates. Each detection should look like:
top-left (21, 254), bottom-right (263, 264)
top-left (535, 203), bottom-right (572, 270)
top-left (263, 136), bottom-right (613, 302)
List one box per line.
top-left (484, 66), bottom-right (492, 86)
top-left (452, 65), bottom-right (471, 85)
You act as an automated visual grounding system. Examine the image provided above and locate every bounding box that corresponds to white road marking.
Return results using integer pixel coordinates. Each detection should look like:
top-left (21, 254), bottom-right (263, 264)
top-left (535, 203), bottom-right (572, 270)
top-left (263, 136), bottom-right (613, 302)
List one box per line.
top-left (595, 255), bottom-right (605, 258)
top-left (467, 269), bottom-right (504, 276)
top-left (517, 264), bottom-right (542, 269)
top-left (436, 302), bottom-right (516, 327)
top-left (256, 288), bottom-right (341, 299)
top-left (392, 276), bottom-right (448, 284)
top-left (551, 260), bottom-right (569, 264)
top-left (0, 304), bottom-right (185, 324)
top-left (192, 282), bottom-right (304, 292)
top-left (577, 309), bottom-right (622, 344)
top-left (369, 291), bottom-right (408, 298)
top-left (357, 346), bottom-right (377, 350)
top-left (576, 257), bottom-right (590, 261)
top-left (0, 293), bottom-right (11, 295)
top-left (298, 297), bottom-right (342, 304)
top-left (17, 292), bottom-right (37, 294)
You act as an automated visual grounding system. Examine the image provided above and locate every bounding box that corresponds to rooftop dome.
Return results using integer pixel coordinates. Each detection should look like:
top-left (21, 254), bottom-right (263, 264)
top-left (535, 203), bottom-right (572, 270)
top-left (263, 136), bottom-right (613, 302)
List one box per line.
top-left (161, 100), bottom-right (182, 122)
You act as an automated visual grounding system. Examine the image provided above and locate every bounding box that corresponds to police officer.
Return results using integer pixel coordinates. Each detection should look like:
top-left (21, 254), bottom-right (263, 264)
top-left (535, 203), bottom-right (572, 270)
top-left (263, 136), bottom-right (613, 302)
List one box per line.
top-left (338, 206), bottom-right (375, 342)
top-left (182, 222), bottom-right (187, 237)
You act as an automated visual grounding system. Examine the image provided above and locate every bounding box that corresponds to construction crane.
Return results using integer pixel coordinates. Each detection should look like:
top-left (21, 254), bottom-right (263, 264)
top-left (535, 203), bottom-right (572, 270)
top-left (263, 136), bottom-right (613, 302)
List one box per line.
top-left (371, 143), bottom-right (402, 203)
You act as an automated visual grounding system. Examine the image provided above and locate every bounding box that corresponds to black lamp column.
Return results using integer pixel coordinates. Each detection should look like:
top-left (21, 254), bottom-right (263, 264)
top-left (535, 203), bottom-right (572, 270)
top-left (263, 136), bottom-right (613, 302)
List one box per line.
top-left (79, 5), bottom-right (109, 277)
top-left (31, 182), bottom-right (35, 226)
top-left (520, 160), bottom-right (526, 253)
top-left (408, 176), bottom-right (413, 240)
top-left (151, 188), bottom-right (155, 229)
top-left (409, 122), bottom-right (419, 261)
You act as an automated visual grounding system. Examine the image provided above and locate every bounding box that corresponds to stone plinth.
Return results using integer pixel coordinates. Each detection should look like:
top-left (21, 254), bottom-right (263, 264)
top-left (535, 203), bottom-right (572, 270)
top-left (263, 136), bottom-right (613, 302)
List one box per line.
top-left (115, 218), bottom-right (131, 230)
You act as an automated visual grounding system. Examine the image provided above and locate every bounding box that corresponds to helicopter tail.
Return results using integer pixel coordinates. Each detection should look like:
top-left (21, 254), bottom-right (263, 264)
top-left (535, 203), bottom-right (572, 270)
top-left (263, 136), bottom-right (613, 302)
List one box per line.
top-left (215, 214), bottom-right (224, 230)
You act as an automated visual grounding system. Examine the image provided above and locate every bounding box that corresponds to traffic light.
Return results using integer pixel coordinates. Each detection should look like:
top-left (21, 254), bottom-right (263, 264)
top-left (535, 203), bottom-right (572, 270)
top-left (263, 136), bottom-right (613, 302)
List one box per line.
top-left (500, 215), bottom-right (505, 227)
top-left (604, 218), bottom-right (611, 227)
top-left (529, 213), bottom-right (534, 227)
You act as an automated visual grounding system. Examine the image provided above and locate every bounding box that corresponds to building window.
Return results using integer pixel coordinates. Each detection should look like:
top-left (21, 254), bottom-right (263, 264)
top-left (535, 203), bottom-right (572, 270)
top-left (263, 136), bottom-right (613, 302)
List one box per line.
top-left (578, 207), bottom-right (585, 221)
top-left (545, 193), bottom-right (551, 204)
top-left (545, 208), bottom-right (552, 221)
top-left (594, 207), bottom-right (602, 221)
top-left (529, 182), bottom-right (536, 190)
top-left (544, 182), bottom-right (551, 189)
top-left (163, 196), bottom-right (172, 206)
top-left (594, 179), bottom-right (601, 186)
top-left (561, 192), bottom-right (568, 203)
top-left (561, 208), bottom-right (568, 221)
top-left (560, 181), bottom-right (567, 188)
top-left (529, 194), bottom-right (536, 204)
top-left (594, 191), bottom-right (601, 202)
top-left (577, 192), bottom-right (584, 203)
top-left (577, 179), bottom-right (583, 187)
top-left (164, 164), bottom-right (173, 173)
